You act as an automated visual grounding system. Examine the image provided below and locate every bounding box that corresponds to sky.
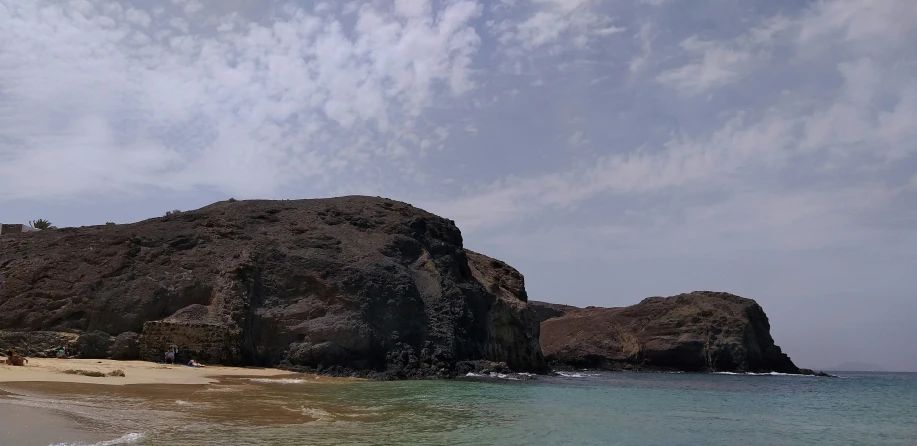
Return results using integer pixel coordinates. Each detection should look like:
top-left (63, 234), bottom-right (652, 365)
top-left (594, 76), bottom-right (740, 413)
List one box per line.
top-left (1, 0), bottom-right (915, 371)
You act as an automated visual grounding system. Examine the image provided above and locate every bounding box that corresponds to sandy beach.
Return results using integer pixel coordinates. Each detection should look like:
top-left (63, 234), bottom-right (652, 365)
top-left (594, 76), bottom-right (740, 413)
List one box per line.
top-left (0, 357), bottom-right (328, 445)
top-left (0, 356), bottom-right (293, 385)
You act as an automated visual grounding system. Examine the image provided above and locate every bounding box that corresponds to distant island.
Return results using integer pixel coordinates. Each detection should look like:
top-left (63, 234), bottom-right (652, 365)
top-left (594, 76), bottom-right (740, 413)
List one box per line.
top-left (825, 362), bottom-right (886, 372)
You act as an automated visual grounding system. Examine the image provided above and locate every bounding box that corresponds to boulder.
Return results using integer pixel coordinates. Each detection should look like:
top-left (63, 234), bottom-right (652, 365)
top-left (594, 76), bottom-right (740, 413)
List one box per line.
top-left (0, 196), bottom-right (546, 378)
top-left (539, 291), bottom-right (800, 373)
top-left (110, 332), bottom-right (140, 360)
top-left (75, 331), bottom-right (114, 359)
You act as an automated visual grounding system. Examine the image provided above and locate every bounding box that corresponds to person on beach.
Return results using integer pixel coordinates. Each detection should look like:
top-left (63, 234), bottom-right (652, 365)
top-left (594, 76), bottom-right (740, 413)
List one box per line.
top-left (165, 348), bottom-right (175, 364)
top-left (188, 359), bottom-right (205, 368)
top-left (4, 349), bottom-right (28, 366)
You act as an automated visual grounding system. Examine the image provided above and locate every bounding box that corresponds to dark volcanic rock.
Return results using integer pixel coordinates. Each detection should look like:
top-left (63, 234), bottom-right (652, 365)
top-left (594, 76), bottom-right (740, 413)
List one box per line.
top-left (799, 368), bottom-right (837, 378)
top-left (0, 331), bottom-right (77, 358)
top-left (466, 251), bottom-right (546, 374)
top-left (110, 332), bottom-right (140, 360)
top-left (0, 196), bottom-right (546, 378)
top-left (75, 330), bottom-right (114, 359)
top-left (529, 301), bottom-right (579, 326)
top-left (540, 291), bottom-right (799, 373)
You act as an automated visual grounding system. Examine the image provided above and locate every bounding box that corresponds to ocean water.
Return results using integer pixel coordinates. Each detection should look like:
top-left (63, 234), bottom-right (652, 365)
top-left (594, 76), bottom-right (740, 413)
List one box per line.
top-left (4, 371), bottom-right (916, 445)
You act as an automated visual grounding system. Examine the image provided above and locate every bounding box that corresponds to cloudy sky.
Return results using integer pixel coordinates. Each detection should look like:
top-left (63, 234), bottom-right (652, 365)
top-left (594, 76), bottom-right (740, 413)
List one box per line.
top-left (2, 0), bottom-right (915, 371)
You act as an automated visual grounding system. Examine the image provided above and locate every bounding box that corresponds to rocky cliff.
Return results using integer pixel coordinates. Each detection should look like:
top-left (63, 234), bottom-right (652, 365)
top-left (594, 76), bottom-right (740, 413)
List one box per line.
top-left (529, 301), bottom-right (578, 326)
top-left (0, 196), bottom-right (547, 378)
top-left (536, 292), bottom-right (799, 373)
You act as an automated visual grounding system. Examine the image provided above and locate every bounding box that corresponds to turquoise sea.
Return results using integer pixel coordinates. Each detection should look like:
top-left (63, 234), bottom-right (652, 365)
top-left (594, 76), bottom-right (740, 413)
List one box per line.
top-left (5, 370), bottom-right (917, 445)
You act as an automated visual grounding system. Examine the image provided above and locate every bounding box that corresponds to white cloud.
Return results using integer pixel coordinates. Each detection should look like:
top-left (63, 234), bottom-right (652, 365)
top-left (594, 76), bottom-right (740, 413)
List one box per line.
top-left (0, 0), bottom-right (483, 199)
top-left (567, 130), bottom-right (588, 146)
top-left (594, 26), bottom-right (624, 36)
top-left (628, 22), bottom-right (654, 74)
top-left (493, 0), bottom-right (614, 54)
top-left (433, 0), bottom-right (917, 238)
top-left (655, 35), bottom-right (754, 95)
top-left (654, 14), bottom-right (793, 95)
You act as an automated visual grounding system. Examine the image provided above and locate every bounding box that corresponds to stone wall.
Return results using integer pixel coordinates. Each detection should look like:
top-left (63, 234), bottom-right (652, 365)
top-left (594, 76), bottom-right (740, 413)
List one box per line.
top-left (139, 321), bottom-right (241, 365)
top-left (0, 224), bottom-right (40, 234)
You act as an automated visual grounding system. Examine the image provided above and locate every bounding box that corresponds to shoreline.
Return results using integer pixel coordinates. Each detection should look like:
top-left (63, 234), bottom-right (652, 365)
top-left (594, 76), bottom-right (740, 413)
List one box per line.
top-left (0, 357), bottom-right (352, 445)
top-left (0, 356), bottom-right (296, 386)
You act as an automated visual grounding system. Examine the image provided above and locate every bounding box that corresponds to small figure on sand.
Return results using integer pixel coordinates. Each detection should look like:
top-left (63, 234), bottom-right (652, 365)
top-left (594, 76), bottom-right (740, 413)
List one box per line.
top-left (56, 343), bottom-right (73, 359)
top-left (188, 359), bottom-right (206, 368)
top-left (4, 349), bottom-right (28, 366)
top-left (165, 347), bottom-right (176, 364)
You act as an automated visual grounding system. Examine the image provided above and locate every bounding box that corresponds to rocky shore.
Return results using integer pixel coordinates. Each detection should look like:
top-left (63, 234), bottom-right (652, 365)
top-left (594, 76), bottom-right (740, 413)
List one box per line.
top-left (0, 196), bottom-right (545, 379)
top-left (533, 291), bottom-right (801, 374)
top-left (1, 196), bottom-right (811, 378)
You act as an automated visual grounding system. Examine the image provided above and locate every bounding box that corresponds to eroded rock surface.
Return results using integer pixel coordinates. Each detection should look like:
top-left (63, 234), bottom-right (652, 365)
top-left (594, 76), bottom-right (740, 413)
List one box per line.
top-left (0, 196), bottom-right (546, 378)
top-left (539, 291), bottom-right (799, 373)
top-left (529, 301), bottom-right (579, 326)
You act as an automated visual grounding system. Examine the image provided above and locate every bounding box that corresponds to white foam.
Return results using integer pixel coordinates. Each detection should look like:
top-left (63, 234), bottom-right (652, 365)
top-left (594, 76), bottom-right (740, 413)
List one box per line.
top-left (300, 406), bottom-right (334, 422)
top-left (464, 372), bottom-right (522, 380)
top-left (50, 432), bottom-right (144, 446)
top-left (555, 371), bottom-right (600, 378)
top-left (713, 371), bottom-right (810, 377)
top-left (248, 378), bottom-right (307, 384)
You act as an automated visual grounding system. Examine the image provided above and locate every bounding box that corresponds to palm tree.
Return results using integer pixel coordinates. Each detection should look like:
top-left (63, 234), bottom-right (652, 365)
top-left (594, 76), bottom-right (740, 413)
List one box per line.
top-left (29, 219), bottom-right (54, 230)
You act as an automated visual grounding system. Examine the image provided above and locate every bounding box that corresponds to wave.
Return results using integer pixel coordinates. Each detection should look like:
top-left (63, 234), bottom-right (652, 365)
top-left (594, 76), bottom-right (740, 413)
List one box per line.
top-left (555, 371), bottom-right (601, 378)
top-left (713, 371), bottom-right (810, 377)
top-left (464, 372), bottom-right (522, 381)
top-left (248, 378), bottom-right (308, 384)
top-left (50, 432), bottom-right (144, 446)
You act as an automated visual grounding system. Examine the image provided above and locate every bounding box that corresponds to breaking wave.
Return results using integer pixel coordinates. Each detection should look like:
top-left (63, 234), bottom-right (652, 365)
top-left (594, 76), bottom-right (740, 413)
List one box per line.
top-left (51, 432), bottom-right (144, 446)
top-left (464, 372), bottom-right (522, 380)
top-left (248, 378), bottom-right (309, 384)
top-left (555, 371), bottom-right (601, 378)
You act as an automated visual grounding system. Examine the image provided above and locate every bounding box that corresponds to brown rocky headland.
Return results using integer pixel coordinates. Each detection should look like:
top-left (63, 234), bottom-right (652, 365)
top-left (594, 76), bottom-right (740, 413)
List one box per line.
top-left (0, 196), bottom-right (546, 379)
top-left (533, 291), bottom-right (801, 374)
top-left (1, 197), bottom-right (809, 378)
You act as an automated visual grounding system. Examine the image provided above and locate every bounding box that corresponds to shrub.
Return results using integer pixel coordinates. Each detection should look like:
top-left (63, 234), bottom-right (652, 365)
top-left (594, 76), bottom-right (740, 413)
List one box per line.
top-left (29, 219), bottom-right (54, 229)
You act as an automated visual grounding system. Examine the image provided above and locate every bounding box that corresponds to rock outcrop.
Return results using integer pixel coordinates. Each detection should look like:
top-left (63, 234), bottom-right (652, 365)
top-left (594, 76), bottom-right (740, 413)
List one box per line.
top-left (110, 332), bottom-right (140, 360)
top-left (529, 301), bottom-right (578, 326)
top-left (539, 291), bottom-right (799, 373)
top-left (0, 196), bottom-right (547, 378)
top-left (0, 331), bottom-right (77, 358)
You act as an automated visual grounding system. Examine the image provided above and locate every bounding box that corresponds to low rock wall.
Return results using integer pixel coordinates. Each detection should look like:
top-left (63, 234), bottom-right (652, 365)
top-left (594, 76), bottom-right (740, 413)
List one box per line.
top-left (139, 321), bottom-right (241, 365)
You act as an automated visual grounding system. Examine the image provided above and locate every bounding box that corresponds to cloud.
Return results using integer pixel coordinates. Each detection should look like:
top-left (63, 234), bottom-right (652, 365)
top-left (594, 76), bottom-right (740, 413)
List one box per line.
top-left (628, 22), bottom-right (654, 74)
top-left (655, 15), bottom-right (791, 95)
top-left (432, 0), bottom-right (917, 242)
top-left (0, 0), bottom-right (483, 199)
top-left (655, 36), bottom-right (755, 94)
top-left (491, 0), bottom-right (617, 54)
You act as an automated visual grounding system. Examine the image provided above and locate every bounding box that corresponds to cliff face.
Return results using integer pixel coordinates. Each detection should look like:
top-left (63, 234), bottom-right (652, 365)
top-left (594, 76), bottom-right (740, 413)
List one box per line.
top-left (0, 196), bottom-right (546, 378)
top-left (466, 251), bottom-right (545, 374)
top-left (538, 292), bottom-right (799, 373)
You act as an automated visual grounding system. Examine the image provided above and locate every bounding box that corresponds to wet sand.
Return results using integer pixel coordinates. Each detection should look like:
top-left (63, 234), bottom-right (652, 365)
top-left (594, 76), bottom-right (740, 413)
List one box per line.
top-left (0, 356), bottom-right (292, 385)
top-left (0, 358), bottom-right (360, 445)
top-left (0, 390), bottom-right (111, 446)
